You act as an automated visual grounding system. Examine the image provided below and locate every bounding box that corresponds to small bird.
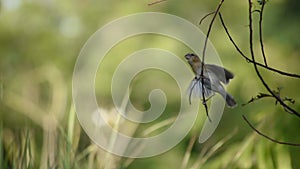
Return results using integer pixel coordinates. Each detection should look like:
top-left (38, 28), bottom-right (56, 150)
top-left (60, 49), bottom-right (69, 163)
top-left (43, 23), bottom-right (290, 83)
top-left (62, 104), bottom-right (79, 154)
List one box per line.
top-left (185, 53), bottom-right (237, 108)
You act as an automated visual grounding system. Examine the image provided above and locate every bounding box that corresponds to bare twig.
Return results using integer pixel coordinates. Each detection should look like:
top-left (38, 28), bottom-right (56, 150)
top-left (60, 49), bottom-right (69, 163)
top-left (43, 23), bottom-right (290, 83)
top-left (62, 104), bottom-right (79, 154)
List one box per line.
top-left (200, 0), bottom-right (225, 122)
top-left (247, 0), bottom-right (300, 118)
top-left (242, 93), bottom-right (272, 106)
top-left (218, 13), bottom-right (300, 78)
top-left (242, 87), bottom-right (295, 106)
top-left (259, 1), bottom-right (268, 66)
top-left (199, 11), bottom-right (216, 25)
top-left (243, 115), bottom-right (300, 146)
top-left (147, 0), bottom-right (166, 6)
top-left (189, 78), bottom-right (212, 121)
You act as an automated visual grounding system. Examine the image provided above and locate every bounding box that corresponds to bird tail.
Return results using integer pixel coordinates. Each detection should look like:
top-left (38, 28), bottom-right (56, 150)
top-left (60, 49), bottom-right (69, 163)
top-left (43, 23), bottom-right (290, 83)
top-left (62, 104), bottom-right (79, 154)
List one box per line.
top-left (225, 93), bottom-right (237, 108)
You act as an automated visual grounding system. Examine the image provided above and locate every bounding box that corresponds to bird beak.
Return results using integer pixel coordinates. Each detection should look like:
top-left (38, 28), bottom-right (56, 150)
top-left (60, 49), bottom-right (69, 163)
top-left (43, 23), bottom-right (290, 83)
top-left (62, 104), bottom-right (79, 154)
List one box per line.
top-left (184, 53), bottom-right (192, 60)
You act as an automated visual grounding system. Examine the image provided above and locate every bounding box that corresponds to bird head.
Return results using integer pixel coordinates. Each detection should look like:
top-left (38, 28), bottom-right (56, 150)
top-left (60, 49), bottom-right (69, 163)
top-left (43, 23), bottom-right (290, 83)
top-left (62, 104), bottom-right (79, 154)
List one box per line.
top-left (184, 53), bottom-right (201, 65)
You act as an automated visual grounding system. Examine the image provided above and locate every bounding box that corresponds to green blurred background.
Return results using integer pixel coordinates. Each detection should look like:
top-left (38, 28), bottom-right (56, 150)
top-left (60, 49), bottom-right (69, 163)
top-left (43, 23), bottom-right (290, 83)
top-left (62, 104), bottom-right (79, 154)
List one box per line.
top-left (1, 0), bottom-right (300, 168)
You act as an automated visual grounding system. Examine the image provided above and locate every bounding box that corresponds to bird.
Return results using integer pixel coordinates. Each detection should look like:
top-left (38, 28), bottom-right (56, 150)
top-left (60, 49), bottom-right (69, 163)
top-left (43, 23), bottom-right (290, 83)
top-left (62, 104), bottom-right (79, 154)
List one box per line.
top-left (184, 53), bottom-right (237, 108)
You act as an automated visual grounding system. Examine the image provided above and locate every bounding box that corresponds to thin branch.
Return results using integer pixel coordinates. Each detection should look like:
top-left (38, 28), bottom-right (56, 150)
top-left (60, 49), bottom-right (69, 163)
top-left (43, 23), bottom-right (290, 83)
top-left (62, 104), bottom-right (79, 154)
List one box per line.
top-left (218, 13), bottom-right (300, 78)
top-left (247, 0), bottom-right (300, 118)
top-left (199, 11), bottom-right (216, 25)
top-left (259, 1), bottom-right (268, 66)
top-left (242, 92), bottom-right (273, 106)
top-left (218, 13), bottom-right (247, 60)
top-left (242, 87), bottom-right (295, 107)
top-left (242, 92), bottom-right (295, 108)
top-left (189, 78), bottom-right (212, 121)
top-left (147, 0), bottom-right (166, 6)
top-left (202, 91), bottom-right (211, 122)
top-left (201, 0), bottom-right (225, 66)
top-left (200, 0), bottom-right (225, 122)
top-left (243, 115), bottom-right (300, 146)
top-left (252, 10), bottom-right (261, 13)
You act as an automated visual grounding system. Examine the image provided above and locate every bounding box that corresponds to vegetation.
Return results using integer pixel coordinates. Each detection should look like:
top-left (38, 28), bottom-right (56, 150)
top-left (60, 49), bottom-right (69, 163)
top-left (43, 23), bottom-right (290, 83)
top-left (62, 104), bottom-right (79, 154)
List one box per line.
top-left (1, 0), bottom-right (300, 168)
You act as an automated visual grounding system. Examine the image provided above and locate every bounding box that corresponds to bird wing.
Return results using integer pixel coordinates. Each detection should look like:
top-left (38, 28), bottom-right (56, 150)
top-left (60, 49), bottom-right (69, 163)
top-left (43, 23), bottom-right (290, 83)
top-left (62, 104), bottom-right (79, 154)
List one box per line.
top-left (205, 64), bottom-right (234, 84)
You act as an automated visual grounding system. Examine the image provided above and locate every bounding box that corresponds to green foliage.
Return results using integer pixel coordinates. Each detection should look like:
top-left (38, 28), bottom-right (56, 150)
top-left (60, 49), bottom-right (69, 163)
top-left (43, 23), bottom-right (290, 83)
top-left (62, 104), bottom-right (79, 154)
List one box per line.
top-left (1, 0), bottom-right (300, 168)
